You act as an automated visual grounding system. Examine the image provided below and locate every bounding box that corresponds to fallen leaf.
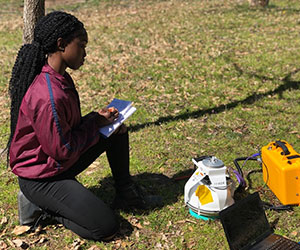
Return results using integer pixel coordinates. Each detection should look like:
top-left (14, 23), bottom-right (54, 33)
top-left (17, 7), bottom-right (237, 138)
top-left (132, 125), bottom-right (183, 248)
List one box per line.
top-left (155, 242), bottom-right (162, 248)
top-left (87, 246), bottom-right (102, 250)
top-left (38, 237), bottom-right (48, 244)
top-left (143, 220), bottom-right (150, 225)
top-left (161, 233), bottom-right (167, 241)
top-left (0, 217), bottom-right (7, 225)
top-left (135, 231), bottom-right (140, 238)
top-left (0, 240), bottom-right (7, 249)
top-left (71, 238), bottom-right (85, 250)
top-left (5, 238), bottom-right (14, 248)
top-left (12, 239), bottom-right (28, 248)
top-left (12, 225), bottom-right (31, 236)
top-left (113, 239), bottom-right (122, 249)
top-left (135, 223), bottom-right (143, 229)
top-left (30, 236), bottom-right (48, 245)
top-left (0, 228), bottom-right (7, 238)
top-left (121, 241), bottom-right (129, 248)
top-left (187, 240), bottom-right (196, 248)
top-left (185, 218), bottom-right (197, 224)
top-left (290, 231), bottom-right (298, 237)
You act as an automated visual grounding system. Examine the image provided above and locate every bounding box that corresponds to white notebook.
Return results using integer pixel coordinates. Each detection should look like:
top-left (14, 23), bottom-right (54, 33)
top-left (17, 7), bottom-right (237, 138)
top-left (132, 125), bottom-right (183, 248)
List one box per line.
top-left (99, 98), bottom-right (136, 138)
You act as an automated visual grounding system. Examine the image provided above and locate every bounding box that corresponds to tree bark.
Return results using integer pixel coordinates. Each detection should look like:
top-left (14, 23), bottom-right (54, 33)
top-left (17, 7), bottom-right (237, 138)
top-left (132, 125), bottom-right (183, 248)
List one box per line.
top-left (248, 0), bottom-right (269, 7)
top-left (23, 0), bottom-right (45, 44)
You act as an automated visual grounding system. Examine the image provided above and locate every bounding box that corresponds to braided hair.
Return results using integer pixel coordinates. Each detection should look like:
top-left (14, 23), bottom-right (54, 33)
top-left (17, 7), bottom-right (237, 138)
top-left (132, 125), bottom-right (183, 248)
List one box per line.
top-left (6, 11), bottom-right (85, 162)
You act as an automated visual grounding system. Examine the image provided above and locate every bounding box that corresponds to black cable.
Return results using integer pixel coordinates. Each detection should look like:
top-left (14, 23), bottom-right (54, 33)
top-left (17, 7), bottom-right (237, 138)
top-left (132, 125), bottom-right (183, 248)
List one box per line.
top-left (246, 169), bottom-right (262, 190)
top-left (262, 201), bottom-right (293, 212)
top-left (233, 157), bottom-right (258, 178)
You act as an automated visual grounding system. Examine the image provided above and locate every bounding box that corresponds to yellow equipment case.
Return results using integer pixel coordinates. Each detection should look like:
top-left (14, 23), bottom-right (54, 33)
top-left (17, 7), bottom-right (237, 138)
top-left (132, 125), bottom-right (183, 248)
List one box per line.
top-left (261, 140), bottom-right (300, 205)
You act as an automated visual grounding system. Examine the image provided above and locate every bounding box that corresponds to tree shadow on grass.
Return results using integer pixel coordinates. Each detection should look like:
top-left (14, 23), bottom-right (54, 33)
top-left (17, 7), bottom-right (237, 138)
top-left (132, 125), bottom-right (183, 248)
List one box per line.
top-left (88, 169), bottom-right (195, 239)
top-left (88, 170), bottom-right (195, 211)
top-left (128, 68), bottom-right (300, 133)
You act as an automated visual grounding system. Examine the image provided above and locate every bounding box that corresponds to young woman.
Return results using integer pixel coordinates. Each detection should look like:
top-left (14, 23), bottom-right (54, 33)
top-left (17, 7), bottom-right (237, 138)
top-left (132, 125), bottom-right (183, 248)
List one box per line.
top-left (7, 11), bottom-right (160, 241)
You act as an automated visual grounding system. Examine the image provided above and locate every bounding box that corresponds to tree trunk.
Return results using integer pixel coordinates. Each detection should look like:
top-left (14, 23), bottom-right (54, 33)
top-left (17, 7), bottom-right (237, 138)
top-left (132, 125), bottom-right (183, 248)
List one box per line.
top-left (23, 0), bottom-right (45, 44)
top-left (248, 0), bottom-right (269, 7)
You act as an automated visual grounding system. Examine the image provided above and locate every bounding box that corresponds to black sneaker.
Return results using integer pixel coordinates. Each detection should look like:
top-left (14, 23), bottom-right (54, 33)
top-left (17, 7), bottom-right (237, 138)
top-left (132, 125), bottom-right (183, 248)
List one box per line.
top-left (112, 183), bottom-right (163, 210)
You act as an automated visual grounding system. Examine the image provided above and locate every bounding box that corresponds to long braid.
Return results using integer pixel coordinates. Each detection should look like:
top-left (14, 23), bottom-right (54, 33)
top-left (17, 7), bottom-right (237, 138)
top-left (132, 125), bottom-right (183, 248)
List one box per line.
top-left (7, 43), bottom-right (45, 163)
top-left (6, 11), bottom-right (85, 164)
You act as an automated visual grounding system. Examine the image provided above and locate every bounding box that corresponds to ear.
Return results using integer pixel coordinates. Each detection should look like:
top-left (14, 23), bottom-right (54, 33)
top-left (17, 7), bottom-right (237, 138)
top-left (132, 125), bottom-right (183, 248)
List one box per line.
top-left (57, 38), bottom-right (67, 52)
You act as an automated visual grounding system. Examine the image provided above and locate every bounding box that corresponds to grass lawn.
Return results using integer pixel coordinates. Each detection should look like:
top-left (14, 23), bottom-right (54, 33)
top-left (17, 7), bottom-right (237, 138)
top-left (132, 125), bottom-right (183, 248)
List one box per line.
top-left (0, 0), bottom-right (300, 249)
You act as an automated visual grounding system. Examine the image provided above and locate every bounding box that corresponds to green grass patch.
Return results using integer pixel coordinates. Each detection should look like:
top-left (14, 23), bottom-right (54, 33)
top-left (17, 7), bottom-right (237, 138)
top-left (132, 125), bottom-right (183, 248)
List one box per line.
top-left (1, 0), bottom-right (300, 249)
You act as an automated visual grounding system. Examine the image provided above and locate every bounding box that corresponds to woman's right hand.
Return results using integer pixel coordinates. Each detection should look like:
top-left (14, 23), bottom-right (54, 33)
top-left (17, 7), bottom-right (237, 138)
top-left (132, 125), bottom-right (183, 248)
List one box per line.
top-left (98, 107), bottom-right (119, 126)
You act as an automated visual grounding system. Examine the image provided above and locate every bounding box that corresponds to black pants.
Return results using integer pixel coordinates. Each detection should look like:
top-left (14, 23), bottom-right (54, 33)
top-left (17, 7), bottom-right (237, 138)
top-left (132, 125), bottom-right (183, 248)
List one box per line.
top-left (18, 131), bottom-right (131, 241)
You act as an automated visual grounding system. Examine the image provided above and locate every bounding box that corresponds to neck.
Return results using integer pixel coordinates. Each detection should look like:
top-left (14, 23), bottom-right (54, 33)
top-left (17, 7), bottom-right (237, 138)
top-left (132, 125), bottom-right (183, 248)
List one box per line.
top-left (47, 53), bottom-right (66, 75)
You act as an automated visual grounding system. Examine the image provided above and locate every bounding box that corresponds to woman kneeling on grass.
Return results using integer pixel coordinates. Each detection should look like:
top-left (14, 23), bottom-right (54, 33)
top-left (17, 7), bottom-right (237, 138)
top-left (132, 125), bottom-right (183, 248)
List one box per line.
top-left (7, 11), bottom-right (161, 241)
